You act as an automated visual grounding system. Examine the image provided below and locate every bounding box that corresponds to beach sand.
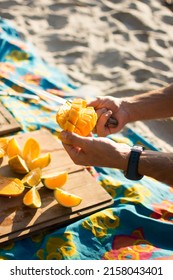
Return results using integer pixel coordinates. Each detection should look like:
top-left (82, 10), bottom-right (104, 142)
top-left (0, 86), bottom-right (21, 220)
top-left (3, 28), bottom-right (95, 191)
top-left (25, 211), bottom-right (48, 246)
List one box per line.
top-left (0, 0), bottom-right (173, 151)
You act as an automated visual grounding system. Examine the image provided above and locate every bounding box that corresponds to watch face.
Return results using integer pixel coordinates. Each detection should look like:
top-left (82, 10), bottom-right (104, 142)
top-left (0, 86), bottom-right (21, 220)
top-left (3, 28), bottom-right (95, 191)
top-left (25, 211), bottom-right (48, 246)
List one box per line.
top-left (132, 146), bottom-right (144, 152)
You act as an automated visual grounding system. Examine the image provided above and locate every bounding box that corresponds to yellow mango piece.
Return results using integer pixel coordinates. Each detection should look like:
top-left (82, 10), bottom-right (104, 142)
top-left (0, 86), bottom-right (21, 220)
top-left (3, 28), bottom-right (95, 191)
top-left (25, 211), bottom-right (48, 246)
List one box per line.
top-left (68, 108), bottom-right (80, 125)
top-left (42, 171), bottom-right (68, 190)
top-left (54, 188), bottom-right (82, 207)
top-left (23, 186), bottom-right (41, 208)
top-left (0, 176), bottom-right (25, 196)
top-left (8, 155), bottom-right (29, 174)
top-left (57, 103), bottom-right (71, 128)
top-left (64, 121), bottom-right (75, 132)
top-left (56, 98), bottom-right (97, 136)
top-left (72, 98), bottom-right (87, 108)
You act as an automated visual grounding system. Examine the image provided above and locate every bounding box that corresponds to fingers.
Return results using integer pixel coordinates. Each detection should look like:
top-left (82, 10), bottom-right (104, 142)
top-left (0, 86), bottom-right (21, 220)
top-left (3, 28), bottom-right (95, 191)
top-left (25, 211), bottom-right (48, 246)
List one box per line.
top-left (59, 131), bottom-right (91, 166)
top-left (95, 108), bottom-right (108, 119)
top-left (86, 96), bottom-right (104, 108)
top-left (98, 109), bottom-right (112, 123)
top-left (92, 108), bottom-right (112, 136)
top-left (59, 131), bottom-right (88, 149)
top-left (62, 141), bottom-right (80, 163)
top-left (97, 110), bottom-right (112, 135)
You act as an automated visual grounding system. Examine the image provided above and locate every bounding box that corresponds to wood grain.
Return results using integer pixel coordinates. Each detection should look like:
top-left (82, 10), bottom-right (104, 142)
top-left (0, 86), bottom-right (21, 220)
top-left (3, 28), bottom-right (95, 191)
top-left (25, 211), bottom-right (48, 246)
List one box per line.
top-left (0, 130), bottom-right (113, 244)
top-left (0, 103), bottom-right (21, 136)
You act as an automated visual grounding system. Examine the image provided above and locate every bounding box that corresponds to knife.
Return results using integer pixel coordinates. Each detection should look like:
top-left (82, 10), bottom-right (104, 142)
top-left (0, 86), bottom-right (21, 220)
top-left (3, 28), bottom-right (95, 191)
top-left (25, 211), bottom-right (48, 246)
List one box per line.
top-left (0, 76), bottom-right (118, 127)
top-left (19, 84), bottom-right (118, 127)
top-left (0, 91), bottom-right (40, 101)
top-left (53, 95), bottom-right (118, 128)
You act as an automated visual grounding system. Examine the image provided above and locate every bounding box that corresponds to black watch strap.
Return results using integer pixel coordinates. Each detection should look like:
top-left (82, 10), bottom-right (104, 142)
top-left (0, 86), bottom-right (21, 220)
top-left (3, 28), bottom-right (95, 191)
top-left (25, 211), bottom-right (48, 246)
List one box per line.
top-left (125, 145), bottom-right (144, 180)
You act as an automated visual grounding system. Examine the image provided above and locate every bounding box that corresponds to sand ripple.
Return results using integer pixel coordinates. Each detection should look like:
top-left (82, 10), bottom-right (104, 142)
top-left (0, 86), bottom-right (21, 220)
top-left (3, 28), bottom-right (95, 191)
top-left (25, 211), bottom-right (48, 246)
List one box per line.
top-left (0, 0), bottom-right (173, 151)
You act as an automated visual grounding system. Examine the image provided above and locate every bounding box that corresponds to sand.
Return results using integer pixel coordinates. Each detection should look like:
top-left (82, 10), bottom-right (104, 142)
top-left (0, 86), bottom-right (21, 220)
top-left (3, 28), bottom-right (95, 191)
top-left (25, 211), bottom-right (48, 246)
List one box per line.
top-left (0, 0), bottom-right (173, 152)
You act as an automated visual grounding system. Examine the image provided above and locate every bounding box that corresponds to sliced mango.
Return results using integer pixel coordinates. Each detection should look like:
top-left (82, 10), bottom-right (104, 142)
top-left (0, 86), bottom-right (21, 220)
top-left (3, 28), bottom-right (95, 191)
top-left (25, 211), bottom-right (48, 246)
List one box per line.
top-left (56, 98), bottom-right (97, 136)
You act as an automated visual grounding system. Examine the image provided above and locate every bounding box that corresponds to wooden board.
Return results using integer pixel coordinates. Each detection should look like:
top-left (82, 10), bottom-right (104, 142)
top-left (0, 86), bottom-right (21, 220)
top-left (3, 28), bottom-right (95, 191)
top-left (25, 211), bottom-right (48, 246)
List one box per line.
top-left (0, 130), bottom-right (113, 244)
top-left (0, 103), bottom-right (21, 136)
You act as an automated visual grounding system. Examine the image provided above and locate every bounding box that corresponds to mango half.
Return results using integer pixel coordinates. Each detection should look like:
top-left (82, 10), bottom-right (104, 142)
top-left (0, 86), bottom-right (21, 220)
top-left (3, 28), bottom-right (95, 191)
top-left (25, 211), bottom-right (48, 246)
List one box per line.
top-left (56, 98), bottom-right (97, 136)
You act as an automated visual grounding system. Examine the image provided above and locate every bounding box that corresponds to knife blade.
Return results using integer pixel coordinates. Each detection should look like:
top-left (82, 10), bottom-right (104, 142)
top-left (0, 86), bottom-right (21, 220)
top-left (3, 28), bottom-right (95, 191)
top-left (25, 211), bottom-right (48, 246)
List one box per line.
top-left (0, 76), bottom-right (118, 127)
top-left (0, 91), bottom-right (40, 101)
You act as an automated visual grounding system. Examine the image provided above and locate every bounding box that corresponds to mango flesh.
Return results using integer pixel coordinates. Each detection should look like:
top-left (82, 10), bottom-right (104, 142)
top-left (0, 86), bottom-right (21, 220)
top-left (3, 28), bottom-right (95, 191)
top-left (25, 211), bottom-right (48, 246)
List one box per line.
top-left (56, 98), bottom-right (97, 136)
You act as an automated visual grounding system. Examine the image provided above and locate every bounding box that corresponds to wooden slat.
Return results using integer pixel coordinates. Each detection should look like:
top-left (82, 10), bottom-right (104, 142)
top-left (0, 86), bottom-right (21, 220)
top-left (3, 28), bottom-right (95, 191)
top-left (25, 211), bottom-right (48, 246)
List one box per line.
top-left (0, 103), bottom-right (21, 136)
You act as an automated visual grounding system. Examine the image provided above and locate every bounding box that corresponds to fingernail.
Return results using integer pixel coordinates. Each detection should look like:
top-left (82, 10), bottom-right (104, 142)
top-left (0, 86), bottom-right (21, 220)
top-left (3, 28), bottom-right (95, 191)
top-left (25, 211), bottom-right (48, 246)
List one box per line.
top-left (105, 110), bottom-right (112, 117)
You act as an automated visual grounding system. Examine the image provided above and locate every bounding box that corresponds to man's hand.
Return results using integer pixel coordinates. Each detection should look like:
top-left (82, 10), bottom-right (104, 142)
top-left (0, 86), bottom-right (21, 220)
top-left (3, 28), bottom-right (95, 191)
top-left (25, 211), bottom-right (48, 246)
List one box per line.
top-left (87, 96), bottom-right (129, 136)
top-left (59, 130), bottom-right (130, 169)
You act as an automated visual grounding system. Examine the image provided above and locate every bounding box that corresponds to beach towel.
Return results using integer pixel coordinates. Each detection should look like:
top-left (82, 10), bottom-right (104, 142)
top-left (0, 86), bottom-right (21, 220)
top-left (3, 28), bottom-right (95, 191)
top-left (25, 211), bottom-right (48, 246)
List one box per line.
top-left (0, 18), bottom-right (173, 260)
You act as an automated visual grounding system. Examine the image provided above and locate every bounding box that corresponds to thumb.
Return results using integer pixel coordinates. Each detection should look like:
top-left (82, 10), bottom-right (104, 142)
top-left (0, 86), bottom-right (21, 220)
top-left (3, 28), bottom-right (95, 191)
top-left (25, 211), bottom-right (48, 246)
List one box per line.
top-left (59, 131), bottom-right (87, 148)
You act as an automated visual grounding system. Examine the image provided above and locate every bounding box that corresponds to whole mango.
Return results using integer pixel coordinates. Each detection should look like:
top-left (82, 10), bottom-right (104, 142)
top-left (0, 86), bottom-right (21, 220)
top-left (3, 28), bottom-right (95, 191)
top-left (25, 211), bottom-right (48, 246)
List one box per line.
top-left (56, 98), bottom-right (97, 136)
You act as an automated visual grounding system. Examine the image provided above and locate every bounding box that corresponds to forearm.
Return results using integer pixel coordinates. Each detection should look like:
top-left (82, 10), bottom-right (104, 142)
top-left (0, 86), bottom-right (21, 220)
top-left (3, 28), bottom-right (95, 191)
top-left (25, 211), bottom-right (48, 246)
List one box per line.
top-left (60, 131), bottom-right (173, 185)
top-left (138, 151), bottom-right (173, 186)
top-left (123, 84), bottom-right (173, 122)
top-left (116, 148), bottom-right (173, 186)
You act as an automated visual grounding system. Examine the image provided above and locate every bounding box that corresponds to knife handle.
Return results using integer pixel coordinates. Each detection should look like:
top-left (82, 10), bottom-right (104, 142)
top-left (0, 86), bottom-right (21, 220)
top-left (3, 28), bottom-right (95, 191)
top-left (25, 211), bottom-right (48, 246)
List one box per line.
top-left (105, 117), bottom-right (118, 127)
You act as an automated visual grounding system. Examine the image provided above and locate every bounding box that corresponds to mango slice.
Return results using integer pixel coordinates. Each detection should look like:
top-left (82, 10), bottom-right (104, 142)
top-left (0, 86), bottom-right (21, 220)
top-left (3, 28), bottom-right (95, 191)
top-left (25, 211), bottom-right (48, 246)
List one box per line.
top-left (54, 188), bottom-right (82, 207)
top-left (42, 171), bottom-right (68, 190)
top-left (56, 98), bottom-right (97, 136)
top-left (0, 175), bottom-right (25, 196)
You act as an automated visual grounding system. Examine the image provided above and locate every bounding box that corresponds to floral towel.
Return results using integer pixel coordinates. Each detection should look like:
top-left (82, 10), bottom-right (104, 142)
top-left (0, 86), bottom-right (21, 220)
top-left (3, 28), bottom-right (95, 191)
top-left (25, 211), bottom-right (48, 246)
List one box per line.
top-left (0, 18), bottom-right (173, 260)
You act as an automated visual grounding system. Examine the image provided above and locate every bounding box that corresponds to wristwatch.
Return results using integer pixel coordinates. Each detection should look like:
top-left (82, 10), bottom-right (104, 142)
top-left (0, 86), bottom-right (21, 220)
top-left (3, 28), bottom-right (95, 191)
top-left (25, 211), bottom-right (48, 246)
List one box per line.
top-left (125, 145), bottom-right (145, 180)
